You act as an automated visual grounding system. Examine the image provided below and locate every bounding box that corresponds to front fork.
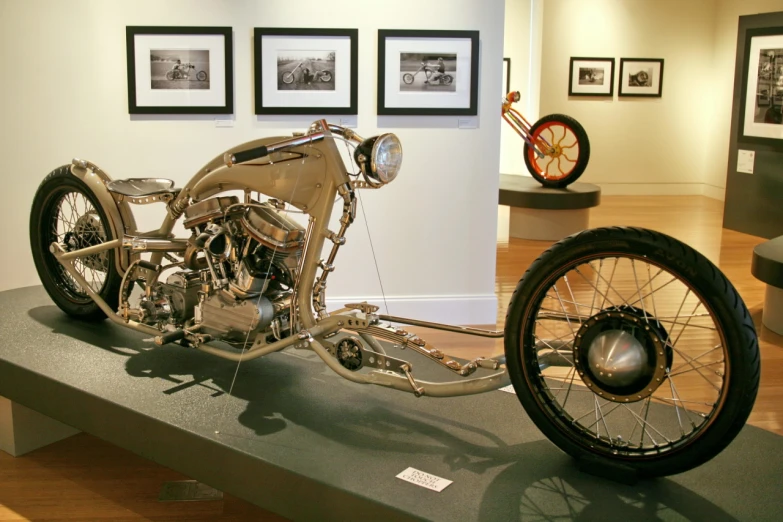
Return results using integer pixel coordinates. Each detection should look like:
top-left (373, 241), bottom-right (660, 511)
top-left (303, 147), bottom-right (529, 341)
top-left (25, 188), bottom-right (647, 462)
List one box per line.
top-left (502, 107), bottom-right (550, 158)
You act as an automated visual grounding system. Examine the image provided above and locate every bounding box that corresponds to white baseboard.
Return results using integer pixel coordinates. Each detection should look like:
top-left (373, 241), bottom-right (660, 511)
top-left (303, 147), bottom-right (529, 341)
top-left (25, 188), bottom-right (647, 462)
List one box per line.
top-left (596, 183), bottom-right (708, 196)
top-left (702, 184), bottom-right (726, 201)
top-left (325, 294), bottom-right (499, 326)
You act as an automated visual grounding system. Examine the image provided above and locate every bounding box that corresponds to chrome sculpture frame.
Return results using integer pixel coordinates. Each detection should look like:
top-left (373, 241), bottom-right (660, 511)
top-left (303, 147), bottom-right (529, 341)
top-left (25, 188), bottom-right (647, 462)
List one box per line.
top-left (51, 120), bottom-right (511, 398)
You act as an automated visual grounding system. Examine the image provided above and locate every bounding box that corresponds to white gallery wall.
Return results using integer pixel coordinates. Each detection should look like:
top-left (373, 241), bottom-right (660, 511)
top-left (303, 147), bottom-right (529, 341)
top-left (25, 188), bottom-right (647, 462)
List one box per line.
top-left (0, 0), bottom-right (505, 324)
top-left (538, 0), bottom-right (783, 198)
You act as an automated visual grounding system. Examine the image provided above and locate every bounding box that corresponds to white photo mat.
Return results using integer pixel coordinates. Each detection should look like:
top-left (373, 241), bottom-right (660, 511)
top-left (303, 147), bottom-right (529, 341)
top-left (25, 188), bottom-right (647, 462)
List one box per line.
top-left (260, 35), bottom-right (352, 109)
top-left (383, 37), bottom-right (473, 110)
top-left (133, 34), bottom-right (226, 108)
top-left (619, 59), bottom-right (663, 96)
top-left (569, 59), bottom-right (613, 96)
top-left (743, 33), bottom-right (783, 140)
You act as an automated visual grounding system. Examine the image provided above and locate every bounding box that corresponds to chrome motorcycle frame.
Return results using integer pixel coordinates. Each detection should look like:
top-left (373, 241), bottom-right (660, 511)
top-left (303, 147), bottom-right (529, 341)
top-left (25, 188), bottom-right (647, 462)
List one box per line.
top-left (51, 120), bottom-right (511, 398)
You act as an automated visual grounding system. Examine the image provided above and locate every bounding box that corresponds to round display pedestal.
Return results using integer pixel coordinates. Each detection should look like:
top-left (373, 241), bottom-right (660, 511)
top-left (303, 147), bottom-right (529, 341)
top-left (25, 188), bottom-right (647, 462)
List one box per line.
top-left (509, 207), bottom-right (589, 241)
top-left (499, 174), bottom-right (601, 242)
top-left (763, 285), bottom-right (783, 335)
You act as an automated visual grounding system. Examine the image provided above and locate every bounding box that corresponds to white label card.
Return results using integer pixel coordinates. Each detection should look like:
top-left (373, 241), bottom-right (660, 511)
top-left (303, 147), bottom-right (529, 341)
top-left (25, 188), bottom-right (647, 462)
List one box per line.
top-left (499, 384), bottom-right (516, 394)
top-left (396, 467), bottom-right (453, 492)
top-left (737, 150), bottom-right (755, 174)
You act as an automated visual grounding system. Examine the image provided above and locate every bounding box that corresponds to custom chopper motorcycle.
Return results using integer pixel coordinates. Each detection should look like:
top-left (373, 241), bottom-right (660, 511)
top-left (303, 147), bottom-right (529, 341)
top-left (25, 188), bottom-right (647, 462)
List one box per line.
top-left (30, 119), bottom-right (759, 478)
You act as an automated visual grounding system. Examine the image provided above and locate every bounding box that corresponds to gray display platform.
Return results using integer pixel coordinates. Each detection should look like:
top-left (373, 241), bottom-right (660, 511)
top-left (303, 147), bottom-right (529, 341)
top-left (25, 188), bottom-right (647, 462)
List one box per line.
top-left (1, 286), bottom-right (782, 521)
top-left (498, 174), bottom-right (601, 210)
top-left (498, 175), bottom-right (601, 241)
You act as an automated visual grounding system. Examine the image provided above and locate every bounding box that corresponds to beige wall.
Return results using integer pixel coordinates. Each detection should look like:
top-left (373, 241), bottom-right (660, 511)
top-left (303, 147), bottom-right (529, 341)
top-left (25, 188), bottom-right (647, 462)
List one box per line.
top-left (539, 0), bottom-right (718, 196)
top-left (500, 0), bottom-right (533, 176)
top-left (0, 0), bottom-right (506, 324)
top-left (539, 0), bottom-right (783, 198)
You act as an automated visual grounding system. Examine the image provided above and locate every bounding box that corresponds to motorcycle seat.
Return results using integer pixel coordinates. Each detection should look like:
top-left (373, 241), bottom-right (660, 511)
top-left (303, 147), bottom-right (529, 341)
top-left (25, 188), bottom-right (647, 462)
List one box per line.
top-left (107, 178), bottom-right (179, 197)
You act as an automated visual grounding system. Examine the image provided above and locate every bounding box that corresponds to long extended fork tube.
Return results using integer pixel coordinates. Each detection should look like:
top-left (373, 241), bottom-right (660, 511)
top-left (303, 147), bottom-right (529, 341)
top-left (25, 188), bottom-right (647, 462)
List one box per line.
top-left (378, 315), bottom-right (504, 338)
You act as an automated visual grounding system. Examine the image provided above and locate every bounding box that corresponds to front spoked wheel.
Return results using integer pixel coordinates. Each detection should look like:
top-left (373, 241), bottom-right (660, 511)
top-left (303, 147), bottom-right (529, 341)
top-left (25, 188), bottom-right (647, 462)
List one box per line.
top-left (524, 114), bottom-right (590, 189)
top-left (504, 227), bottom-right (760, 478)
top-left (402, 73), bottom-right (414, 84)
top-left (282, 71), bottom-right (295, 84)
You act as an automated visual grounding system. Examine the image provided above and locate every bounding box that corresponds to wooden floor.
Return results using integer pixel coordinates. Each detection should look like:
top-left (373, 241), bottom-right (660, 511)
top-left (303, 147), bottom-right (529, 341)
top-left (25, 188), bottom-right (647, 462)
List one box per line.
top-left (1, 195), bottom-right (781, 521)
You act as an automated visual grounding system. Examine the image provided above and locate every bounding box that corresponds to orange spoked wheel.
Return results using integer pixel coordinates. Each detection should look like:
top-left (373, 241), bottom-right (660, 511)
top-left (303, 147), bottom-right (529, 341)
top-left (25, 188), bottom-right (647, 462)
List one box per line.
top-left (524, 114), bottom-right (590, 189)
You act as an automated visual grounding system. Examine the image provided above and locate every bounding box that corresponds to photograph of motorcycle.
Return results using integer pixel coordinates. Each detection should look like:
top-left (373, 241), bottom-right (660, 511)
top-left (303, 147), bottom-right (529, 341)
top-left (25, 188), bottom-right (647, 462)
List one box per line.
top-left (400, 55), bottom-right (455, 89)
top-left (29, 119), bottom-right (759, 479)
top-left (755, 48), bottom-right (783, 124)
top-left (276, 51), bottom-right (335, 91)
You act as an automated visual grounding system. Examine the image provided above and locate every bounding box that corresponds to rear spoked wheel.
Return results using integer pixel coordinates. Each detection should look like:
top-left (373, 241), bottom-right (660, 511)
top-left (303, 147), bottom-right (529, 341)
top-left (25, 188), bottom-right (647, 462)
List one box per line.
top-left (29, 166), bottom-right (122, 320)
top-left (504, 227), bottom-right (760, 477)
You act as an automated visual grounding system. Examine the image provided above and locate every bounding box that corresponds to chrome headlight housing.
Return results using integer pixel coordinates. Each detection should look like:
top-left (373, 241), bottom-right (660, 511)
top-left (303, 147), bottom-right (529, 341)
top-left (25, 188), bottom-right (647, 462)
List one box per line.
top-left (354, 133), bottom-right (403, 187)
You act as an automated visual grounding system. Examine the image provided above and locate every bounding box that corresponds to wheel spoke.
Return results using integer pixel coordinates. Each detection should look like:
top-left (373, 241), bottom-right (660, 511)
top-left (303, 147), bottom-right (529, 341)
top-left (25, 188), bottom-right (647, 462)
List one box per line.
top-left (631, 260), bottom-right (648, 321)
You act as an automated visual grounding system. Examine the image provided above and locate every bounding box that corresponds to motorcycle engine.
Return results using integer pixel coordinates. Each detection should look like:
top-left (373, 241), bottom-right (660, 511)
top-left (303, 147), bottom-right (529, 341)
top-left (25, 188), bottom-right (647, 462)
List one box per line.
top-left (144, 196), bottom-right (306, 344)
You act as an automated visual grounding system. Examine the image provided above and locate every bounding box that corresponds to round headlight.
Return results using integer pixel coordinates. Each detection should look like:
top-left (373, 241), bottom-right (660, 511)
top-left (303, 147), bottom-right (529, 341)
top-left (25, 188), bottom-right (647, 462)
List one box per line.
top-left (371, 133), bottom-right (403, 184)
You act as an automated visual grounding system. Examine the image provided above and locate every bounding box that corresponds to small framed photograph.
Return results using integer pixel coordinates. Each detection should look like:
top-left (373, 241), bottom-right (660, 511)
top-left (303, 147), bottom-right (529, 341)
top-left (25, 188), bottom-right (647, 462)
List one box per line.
top-left (503, 57), bottom-right (511, 96)
top-left (618, 58), bottom-right (664, 97)
top-left (253, 28), bottom-right (358, 115)
top-left (568, 57), bottom-right (615, 97)
top-left (739, 27), bottom-right (783, 144)
top-left (378, 29), bottom-right (479, 116)
top-left (126, 26), bottom-right (233, 114)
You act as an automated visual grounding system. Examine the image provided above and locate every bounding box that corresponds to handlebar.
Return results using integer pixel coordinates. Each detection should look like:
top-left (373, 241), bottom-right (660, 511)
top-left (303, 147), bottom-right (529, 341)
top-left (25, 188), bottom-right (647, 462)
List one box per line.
top-left (224, 121), bottom-right (363, 168)
top-left (226, 145), bottom-right (269, 167)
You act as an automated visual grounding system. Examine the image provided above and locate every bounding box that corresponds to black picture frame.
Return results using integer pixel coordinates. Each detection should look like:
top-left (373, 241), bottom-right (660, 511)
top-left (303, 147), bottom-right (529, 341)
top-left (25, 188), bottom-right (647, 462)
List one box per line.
top-left (253, 27), bottom-right (358, 115)
top-left (568, 57), bottom-right (615, 97)
top-left (738, 26), bottom-right (783, 146)
top-left (126, 26), bottom-right (234, 114)
top-left (618, 58), bottom-right (664, 98)
top-left (503, 57), bottom-right (511, 95)
top-left (377, 29), bottom-right (480, 116)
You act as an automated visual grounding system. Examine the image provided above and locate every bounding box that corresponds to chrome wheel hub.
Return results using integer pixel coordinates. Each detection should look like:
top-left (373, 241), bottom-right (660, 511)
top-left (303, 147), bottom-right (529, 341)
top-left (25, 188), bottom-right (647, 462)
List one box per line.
top-left (586, 329), bottom-right (646, 388)
top-left (573, 307), bottom-right (671, 403)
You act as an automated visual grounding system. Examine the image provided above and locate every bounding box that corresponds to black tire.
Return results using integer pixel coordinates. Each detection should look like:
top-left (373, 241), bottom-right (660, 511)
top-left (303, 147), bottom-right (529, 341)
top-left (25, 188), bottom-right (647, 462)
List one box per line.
top-left (523, 114), bottom-right (590, 189)
top-left (504, 227), bottom-right (760, 478)
top-left (282, 72), bottom-right (295, 84)
top-left (165, 70), bottom-right (174, 80)
top-left (442, 75), bottom-right (453, 85)
top-left (402, 73), bottom-right (414, 84)
top-left (29, 166), bottom-right (123, 321)
top-left (319, 71), bottom-right (332, 82)
top-left (196, 70), bottom-right (207, 81)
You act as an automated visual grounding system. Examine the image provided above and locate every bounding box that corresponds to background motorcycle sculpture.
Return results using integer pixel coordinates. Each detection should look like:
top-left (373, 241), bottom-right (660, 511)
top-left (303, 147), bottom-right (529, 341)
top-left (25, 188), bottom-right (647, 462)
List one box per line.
top-left (502, 91), bottom-right (590, 188)
top-left (30, 119), bottom-right (759, 478)
top-left (165, 62), bottom-right (208, 81)
top-left (281, 62), bottom-right (332, 85)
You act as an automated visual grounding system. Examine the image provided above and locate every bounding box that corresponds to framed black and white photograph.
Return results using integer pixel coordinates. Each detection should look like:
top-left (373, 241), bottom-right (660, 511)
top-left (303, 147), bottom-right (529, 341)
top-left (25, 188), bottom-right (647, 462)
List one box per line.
top-left (568, 57), bottom-right (614, 97)
top-left (254, 28), bottom-right (357, 115)
top-left (739, 28), bottom-right (783, 144)
top-left (378, 29), bottom-right (479, 116)
top-left (618, 58), bottom-right (664, 97)
top-left (126, 26), bottom-right (233, 114)
top-left (503, 57), bottom-right (511, 96)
